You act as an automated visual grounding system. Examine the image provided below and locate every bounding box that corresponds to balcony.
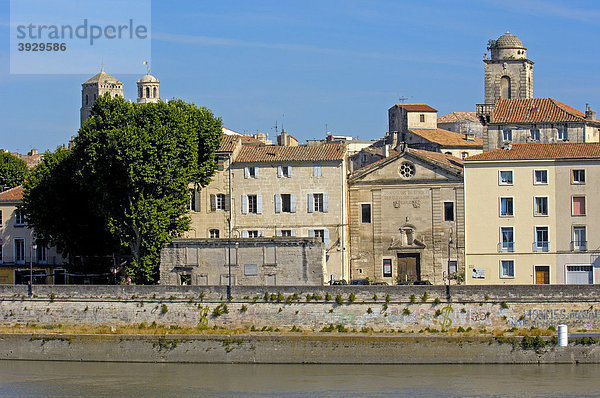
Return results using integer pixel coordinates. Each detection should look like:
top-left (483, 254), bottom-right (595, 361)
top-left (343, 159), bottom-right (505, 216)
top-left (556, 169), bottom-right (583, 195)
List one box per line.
top-left (533, 241), bottom-right (550, 252)
top-left (498, 242), bottom-right (514, 253)
top-left (571, 240), bottom-right (587, 251)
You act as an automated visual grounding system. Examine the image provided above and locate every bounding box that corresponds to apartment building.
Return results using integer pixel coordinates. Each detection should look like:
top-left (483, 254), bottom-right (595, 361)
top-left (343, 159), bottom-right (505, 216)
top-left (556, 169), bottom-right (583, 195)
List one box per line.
top-left (464, 143), bottom-right (600, 285)
top-left (0, 186), bottom-right (65, 284)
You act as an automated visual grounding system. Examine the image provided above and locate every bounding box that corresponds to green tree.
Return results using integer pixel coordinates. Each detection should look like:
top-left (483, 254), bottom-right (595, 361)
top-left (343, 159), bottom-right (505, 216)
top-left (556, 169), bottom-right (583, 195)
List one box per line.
top-left (0, 151), bottom-right (28, 188)
top-left (22, 95), bottom-right (222, 283)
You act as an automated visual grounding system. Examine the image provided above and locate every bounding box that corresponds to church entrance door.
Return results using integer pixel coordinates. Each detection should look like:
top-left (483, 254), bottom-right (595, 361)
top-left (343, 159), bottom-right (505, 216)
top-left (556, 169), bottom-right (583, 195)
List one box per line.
top-left (396, 253), bottom-right (420, 283)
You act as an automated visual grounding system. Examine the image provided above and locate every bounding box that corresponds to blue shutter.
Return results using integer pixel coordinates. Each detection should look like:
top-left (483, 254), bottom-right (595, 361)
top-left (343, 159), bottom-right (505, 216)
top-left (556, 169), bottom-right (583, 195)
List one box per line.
top-left (244, 167), bottom-right (249, 179)
top-left (255, 167), bottom-right (259, 178)
top-left (288, 166), bottom-right (292, 177)
top-left (277, 166), bottom-right (282, 178)
top-left (290, 194), bottom-right (296, 213)
top-left (291, 230), bottom-right (296, 237)
top-left (241, 195), bottom-right (248, 214)
top-left (275, 194), bottom-right (281, 213)
top-left (308, 230), bottom-right (315, 238)
top-left (257, 195), bottom-right (262, 214)
top-left (307, 194), bottom-right (314, 213)
top-left (241, 230), bottom-right (248, 238)
top-left (314, 166), bottom-right (321, 177)
top-left (324, 229), bottom-right (330, 249)
top-left (276, 230), bottom-right (282, 237)
top-left (194, 190), bottom-right (201, 211)
top-left (323, 193), bottom-right (329, 213)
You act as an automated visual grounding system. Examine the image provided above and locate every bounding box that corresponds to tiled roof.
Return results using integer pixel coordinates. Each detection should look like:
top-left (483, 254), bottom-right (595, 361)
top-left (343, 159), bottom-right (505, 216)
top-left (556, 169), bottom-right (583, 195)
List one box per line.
top-left (222, 127), bottom-right (243, 135)
top-left (409, 148), bottom-right (463, 171)
top-left (437, 112), bottom-right (479, 124)
top-left (392, 104), bottom-right (437, 112)
top-left (490, 98), bottom-right (592, 124)
top-left (409, 128), bottom-right (483, 147)
top-left (83, 70), bottom-right (122, 85)
top-left (466, 143), bottom-right (600, 161)
top-left (218, 134), bottom-right (263, 152)
top-left (0, 185), bottom-right (24, 202)
top-left (234, 143), bottom-right (346, 163)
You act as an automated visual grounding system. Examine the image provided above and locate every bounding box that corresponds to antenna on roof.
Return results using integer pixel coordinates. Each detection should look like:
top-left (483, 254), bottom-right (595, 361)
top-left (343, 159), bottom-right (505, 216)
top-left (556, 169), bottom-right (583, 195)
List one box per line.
top-left (281, 114), bottom-right (285, 131)
top-left (398, 95), bottom-right (413, 104)
top-left (273, 121), bottom-right (278, 134)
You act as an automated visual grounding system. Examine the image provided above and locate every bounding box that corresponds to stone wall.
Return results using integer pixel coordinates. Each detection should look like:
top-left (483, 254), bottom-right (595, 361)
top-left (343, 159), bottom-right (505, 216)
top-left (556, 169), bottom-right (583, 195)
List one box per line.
top-left (1, 285), bottom-right (600, 332)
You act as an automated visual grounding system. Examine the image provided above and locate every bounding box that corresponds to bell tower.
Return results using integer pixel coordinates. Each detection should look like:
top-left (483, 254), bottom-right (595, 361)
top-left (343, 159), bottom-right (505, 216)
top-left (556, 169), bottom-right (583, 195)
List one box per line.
top-left (80, 68), bottom-right (124, 126)
top-left (483, 32), bottom-right (534, 105)
top-left (137, 64), bottom-right (160, 104)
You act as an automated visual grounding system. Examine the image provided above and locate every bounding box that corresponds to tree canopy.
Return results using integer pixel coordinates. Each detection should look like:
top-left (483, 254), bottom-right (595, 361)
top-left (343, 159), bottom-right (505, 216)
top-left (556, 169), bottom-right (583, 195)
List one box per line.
top-left (0, 151), bottom-right (28, 188)
top-left (22, 95), bottom-right (222, 283)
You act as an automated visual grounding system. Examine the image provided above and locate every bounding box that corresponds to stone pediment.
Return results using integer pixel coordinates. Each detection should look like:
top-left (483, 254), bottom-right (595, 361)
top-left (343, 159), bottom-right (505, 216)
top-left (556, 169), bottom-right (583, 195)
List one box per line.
top-left (350, 149), bottom-right (462, 184)
top-left (388, 239), bottom-right (426, 250)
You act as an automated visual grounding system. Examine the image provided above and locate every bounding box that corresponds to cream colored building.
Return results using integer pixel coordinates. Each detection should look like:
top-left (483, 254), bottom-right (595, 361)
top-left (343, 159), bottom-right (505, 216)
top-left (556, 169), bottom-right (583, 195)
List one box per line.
top-left (464, 143), bottom-right (600, 285)
top-left (0, 186), bottom-right (65, 284)
top-left (349, 147), bottom-right (465, 285)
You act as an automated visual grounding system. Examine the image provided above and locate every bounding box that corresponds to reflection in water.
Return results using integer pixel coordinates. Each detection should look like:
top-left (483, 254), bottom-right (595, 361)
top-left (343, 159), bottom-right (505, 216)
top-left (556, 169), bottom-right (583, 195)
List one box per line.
top-left (0, 361), bottom-right (598, 397)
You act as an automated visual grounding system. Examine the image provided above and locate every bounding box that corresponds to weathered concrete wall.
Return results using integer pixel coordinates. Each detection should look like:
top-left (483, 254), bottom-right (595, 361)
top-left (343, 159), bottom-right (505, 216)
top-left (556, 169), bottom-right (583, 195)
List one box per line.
top-left (0, 333), bottom-right (599, 364)
top-left (0, 285), bottom-right (599, 332)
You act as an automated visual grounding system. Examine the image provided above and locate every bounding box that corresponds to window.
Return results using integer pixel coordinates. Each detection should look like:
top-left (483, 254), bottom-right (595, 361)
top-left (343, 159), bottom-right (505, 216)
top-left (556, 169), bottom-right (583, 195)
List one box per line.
top-left (244, 166), bottom-right (258, 179)
top-left (443, 202), bottom-right (454, 221)
top-left (361, 204), bottom-right (371, 223)
top-left (242, 194), bottom-right (262, 214)
top-left (383, 259), bottom-right (392, 278)
top-left (499, 197), bottom-right (513, 216)
top-left (420, 114), bottom-right (425, 123)
top-left (530, 129), bottom-right (540, 141)
top-left (85, 94), bottom-right (89, 105)
top-left (500, 227), bottom-right (514, 252)
top-left (187, 189), bottom-right (196, 211)
top-left (247, 230), bottom-right (260, 238)
top-left (399, 162), bottom-right (415, 178)
top-left (310, 229), bottom-right (330, 249)
top-left (277, 166), bottom-right (292, 178)
top-left (244, 264), bottom-right (258, 276)
top-left (308, 193), bottom-right (328, 213)
top-left (502, 129), bottom-right (512, 142)
top-left (572, 196), bottom-right (586, 216)
top-left (216, 194), bottom-right (226, 210)
top-left (36, 244), bottom-right (47, 264)
top-left (573, 226), bottom-right (586, 251)
top-left (146, 87), bottom-right (150, 97)
top-left (275, 194), bottom-right (296, 213)
top-left (209, 229), bottom-right (220, 238)
top-left (313, 166), bottom-right (322, 177)
top-left (557, 127), bottom-right (568, 141)
top-left (534, 226), bottom-right (549, 252)
top-left (461, 152), bottom-right (469, 159)
top-left (500, 260), bottom-right (514, 278)
top-left (534, 170), bottom-right (547, 184)
top-left (14, 239), bottom-right (25, 264)
top-left (314, 229), bottom-right (325, 242)
top-left (572, 169), bottom-right (585, 184)
top-left (280, 230), bottom-right (293, 237)
top-left (499, 170), bottom-right (513, 185)
top-left (14, 210), bottom-right (24, 226)
top-left (534, 197), bottom-right (548, 216)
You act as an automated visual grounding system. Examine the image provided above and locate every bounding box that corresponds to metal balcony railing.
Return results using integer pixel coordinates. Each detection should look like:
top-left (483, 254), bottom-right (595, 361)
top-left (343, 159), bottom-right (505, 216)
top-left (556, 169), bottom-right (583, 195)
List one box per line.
top-left (498, 242), bottom-right (514, 253)
top-left (571, 240), bottom-right (587, 251)
top-left (533, 241), bottom-right (550, 252)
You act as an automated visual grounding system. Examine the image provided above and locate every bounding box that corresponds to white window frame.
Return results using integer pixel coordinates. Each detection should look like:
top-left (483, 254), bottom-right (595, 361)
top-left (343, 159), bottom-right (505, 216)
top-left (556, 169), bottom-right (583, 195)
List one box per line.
top-left (534, 226), bottom-right (549, 252)
top-left (499, 226), bottom-right (514, 253)
top-left (533, 169), bottom-right (548, 185)
top-left (500, 259), bottom-right (515, 279)
top-left (530, 128), bottom-right (540, 141)
top-left (216, 194), bottom-right (226, 210)
top-left (571, 169), bottom-right (585, 185)
top-left (14, 238), bottom-right (25, 265)
top-left (499, 197), bottom-right (514, 217)
top-left (557, 126), bottom-right (568, 141)
top-left (572, 225), bottom-right (587, 251)
top-left (534, 196), bottom-right (549, 216)
top-left (499, 170), bottom-right (513, 185)
top-left (502, 129), bottom-right (512, 142)
top-left (277, 165), bottom-right (292, 178)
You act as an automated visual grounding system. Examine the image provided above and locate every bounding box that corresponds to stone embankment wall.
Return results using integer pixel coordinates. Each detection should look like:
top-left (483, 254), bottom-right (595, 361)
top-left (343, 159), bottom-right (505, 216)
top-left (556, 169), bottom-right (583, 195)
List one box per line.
top-left (0, 285), bottom-right (599, 332)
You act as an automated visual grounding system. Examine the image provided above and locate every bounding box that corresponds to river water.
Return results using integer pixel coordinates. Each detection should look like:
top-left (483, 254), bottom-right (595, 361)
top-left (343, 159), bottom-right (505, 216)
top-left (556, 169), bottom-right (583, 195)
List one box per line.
top-left (0, 361), bottom-right (598, 397)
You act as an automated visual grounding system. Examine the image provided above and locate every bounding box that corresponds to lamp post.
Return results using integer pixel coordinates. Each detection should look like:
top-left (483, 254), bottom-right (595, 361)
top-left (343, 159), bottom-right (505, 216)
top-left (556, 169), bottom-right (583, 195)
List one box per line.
top-left (227, 239), bottom-right (232, 300)
top-left (447, 234), bottom-right (453, 286)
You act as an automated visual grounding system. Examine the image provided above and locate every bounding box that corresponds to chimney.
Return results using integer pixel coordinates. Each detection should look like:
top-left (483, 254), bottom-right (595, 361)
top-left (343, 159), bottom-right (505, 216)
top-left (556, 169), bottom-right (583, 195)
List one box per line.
top-left (464, 133), bottom-right (475, 141)
top-left (278, 129), bottom-right (289, 146)
top-left (586, 104), bottom-right (597, 121)
top-left (384, 144), bottom-right (390, 158)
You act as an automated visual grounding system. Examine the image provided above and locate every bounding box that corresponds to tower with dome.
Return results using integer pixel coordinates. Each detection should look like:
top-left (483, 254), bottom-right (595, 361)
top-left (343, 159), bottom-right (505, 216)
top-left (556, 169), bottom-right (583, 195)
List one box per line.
top-left (483, 32), bottom-right (534, 105)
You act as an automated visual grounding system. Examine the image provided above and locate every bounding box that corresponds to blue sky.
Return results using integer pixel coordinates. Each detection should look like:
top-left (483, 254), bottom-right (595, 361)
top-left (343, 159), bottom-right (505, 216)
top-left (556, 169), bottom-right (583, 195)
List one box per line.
top-left (1, 0), bottom-right (600, 153)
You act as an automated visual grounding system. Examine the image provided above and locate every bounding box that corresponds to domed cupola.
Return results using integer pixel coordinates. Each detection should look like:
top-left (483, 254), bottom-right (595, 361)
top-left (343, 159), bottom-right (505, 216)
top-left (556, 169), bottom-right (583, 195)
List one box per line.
top-left (137, 69), bottom-right (160, 104)
top-left (490, 32), bottom-right (527, 60)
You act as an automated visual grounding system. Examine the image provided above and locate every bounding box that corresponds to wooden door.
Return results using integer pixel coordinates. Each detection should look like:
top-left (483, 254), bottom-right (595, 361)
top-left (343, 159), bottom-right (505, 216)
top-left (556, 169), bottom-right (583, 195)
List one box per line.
top-left (535, 266), bottom-right (549, 284)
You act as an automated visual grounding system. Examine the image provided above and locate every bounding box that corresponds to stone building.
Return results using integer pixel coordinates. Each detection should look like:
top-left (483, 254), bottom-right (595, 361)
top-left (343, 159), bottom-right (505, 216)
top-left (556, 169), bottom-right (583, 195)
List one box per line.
top-left (80, 69), bottom-right (124, 126)
top-left (437, 112), bottom-right (484, 138)
top-left (464, 143), bottom-right (600, 285)
top-left (0, 186), bottom-right (65, 284)
top-left (160, 237), bottom-right (326, 286)
top-left (137, 73), bottom-right (160, 104)
top-left (348, 147), bottom-right (465, 285)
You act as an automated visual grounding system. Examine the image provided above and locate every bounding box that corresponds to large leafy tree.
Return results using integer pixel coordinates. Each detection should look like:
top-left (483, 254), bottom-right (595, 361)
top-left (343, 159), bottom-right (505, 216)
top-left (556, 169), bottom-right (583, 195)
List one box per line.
top-left (0, 151), bottom-right (28, 188)
top-left (22, 95), bottom-right (222, 283)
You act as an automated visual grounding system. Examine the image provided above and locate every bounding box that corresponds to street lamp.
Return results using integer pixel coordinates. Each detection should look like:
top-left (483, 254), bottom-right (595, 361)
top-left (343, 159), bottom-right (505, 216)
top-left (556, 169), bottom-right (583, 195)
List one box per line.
top-left (29, 242), bottom-right (37, 296)
top-left (447, 233), bottom-right (454, 286)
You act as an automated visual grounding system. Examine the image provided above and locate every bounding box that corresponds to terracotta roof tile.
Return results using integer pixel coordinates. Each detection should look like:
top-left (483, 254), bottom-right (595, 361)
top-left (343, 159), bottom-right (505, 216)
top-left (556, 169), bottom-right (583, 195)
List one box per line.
top-left (218, 134), bottom-right (263, 152)
top-left (235, 143), bottom-right (346, 163)
top-left (409, 128), bottom-right (483, 147)
top-left (392, 104), bottom-right (437, 112)
top-left (437, 112), bottom-right (479, 124)
top-left (466, 143), bottom-right (600, 161)
top-left (490, 98), bottom-right (592, 124)
top-left (0, 185), bottom-right (24, 202)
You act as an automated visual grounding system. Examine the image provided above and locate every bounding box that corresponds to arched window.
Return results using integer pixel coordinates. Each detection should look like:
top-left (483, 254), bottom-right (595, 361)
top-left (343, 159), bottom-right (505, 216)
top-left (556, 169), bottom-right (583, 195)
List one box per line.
top-left (85, 94), bottom-right (88, 105)
top-left (500, 76), bottom-right (511, 99)
top-left (153, 87), bottom-right (157, 98)
top-left (146, 87), bottom-right (150, 97)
